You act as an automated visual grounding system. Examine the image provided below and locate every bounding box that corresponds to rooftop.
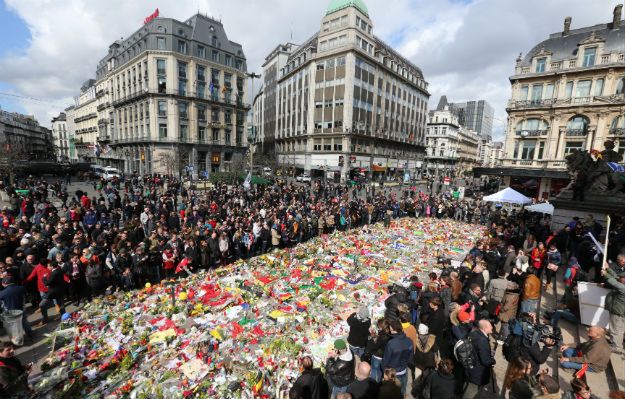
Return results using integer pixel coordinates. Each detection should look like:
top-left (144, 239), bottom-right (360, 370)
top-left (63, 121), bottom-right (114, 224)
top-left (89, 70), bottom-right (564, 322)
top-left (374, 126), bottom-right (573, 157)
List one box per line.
top-left (326, 0), bottom-right (369, 17)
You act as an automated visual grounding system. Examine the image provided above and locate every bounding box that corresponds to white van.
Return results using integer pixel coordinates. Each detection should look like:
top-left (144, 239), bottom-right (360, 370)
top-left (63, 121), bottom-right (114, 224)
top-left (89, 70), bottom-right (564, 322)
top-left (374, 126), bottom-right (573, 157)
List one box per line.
top-left (101, 167), bottom-right (121, 180)
top-left (90, 165), bottom-right (104, 177)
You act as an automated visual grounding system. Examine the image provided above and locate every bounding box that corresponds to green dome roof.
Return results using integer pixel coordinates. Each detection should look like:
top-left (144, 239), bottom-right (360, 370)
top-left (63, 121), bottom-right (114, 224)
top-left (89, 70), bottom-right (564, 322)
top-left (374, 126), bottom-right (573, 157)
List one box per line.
top-left (326, 0), bottom-right (369, 17)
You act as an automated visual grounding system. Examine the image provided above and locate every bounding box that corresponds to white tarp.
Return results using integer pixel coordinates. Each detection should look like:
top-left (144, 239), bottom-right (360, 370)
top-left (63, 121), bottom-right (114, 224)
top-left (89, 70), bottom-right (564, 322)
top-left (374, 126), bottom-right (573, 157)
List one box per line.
top-left (524, 202), bottom-right (555, 215)
top-left (577, 281), bottom-right (610, 328)
top-left (482, 187), bottom-right (533, 205)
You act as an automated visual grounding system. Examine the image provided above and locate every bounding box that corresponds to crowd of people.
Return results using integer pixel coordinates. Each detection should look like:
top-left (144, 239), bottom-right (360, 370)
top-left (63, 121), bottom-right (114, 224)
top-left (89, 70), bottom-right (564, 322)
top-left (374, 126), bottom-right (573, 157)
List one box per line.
top-left (0, 173), bottom-right (624, 398)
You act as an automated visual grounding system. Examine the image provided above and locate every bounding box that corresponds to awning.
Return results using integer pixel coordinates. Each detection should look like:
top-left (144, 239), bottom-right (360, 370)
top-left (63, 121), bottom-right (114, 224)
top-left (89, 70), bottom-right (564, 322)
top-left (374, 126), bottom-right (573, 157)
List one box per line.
top-left (524, 202), bottom-right (554, 215)
top-left (483, 187), bottom-right (533, 205)
top-left (372, 165), bottom-right (387, 172)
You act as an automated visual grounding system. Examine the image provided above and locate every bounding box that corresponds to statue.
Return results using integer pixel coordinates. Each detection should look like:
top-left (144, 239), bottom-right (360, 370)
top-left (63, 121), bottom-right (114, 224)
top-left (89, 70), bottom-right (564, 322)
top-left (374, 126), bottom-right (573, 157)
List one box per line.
top-left (564, 149), bottom-right (625, 200)
top-left (601, 140), bottom-right (623, 163)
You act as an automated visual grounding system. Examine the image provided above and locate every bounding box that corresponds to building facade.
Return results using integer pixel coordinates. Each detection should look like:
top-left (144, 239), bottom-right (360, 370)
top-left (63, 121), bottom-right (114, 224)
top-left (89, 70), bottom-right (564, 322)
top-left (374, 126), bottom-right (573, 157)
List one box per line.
top-left (0, 107), bottom-right (53, 160)
top-left (51, 112), bottom-right (71, 161)
top-left (477, 5), bottom-right (625, 199)
top-left (478, 138), bottom-right (504, 168)
top-left (71, 79), bottom-right (99, 163)
top-left (86, 12), bottom-right (249, 176)
top-left (425, 107), bottom-right (479, 177)
top-left (255, 0), bottom-right (430, 181)
top-left (437, 96), bottom-right (494, 138)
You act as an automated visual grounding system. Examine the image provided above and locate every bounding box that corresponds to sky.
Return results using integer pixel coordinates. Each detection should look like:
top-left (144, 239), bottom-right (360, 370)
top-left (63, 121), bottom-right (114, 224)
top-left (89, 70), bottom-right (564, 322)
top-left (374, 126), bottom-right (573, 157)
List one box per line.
top-left (0, 0), bottom-right (623, 140)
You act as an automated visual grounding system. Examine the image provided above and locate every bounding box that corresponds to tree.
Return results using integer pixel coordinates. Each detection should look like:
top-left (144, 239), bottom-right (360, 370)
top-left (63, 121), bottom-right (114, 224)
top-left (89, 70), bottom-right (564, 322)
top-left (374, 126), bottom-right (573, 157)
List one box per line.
top-left (0, 141), bottom-right (27, 185)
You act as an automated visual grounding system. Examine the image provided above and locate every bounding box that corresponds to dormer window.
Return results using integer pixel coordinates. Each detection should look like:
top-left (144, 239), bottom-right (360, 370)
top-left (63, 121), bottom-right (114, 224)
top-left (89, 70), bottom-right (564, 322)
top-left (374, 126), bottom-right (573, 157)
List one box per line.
top-left (583, 47), bottom-right (596, 67)
top-left (535, 57), bottom-right (546, 73)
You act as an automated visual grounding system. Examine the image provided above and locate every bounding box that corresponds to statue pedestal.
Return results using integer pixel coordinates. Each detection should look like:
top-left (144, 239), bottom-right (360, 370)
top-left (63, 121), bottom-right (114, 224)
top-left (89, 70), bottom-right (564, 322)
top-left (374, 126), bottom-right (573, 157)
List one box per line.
top-left (551, 189), bottom-right (625, 232)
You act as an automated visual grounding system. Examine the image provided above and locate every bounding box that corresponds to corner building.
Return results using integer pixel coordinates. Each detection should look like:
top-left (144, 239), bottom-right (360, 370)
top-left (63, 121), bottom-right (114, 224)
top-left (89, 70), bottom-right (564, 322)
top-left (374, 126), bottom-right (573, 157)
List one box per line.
top-left (95, 13), bottom-right (249, 175)
top-left (259, 0), bottom-right (430, 181)
top-left (478, 5), bottom-right (625, 199)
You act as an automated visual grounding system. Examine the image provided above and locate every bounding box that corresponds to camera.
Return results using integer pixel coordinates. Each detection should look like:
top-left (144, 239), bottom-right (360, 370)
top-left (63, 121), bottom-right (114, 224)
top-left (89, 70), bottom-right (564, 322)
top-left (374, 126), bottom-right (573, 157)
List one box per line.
top-left (521, 321), bottom-right (562, 347)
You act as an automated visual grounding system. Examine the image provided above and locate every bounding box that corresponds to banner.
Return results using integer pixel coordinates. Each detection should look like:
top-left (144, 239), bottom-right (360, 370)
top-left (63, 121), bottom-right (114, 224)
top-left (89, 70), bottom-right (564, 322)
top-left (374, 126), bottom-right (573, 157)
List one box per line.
top-left (577, 282), bottom-right (610, 328)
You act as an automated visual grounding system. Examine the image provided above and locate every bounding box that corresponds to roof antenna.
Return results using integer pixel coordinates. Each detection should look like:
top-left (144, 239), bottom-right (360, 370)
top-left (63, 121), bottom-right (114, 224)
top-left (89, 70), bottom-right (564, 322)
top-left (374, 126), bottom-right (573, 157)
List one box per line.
top-left (290, 21), bottom-right (293, 41)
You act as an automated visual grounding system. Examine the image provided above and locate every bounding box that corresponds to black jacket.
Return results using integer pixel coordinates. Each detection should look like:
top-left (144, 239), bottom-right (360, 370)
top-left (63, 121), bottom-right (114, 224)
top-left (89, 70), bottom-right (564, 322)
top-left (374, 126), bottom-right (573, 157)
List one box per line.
top-left (413, 334), bottom-right (438, 371)
top-left (364, 331), bottom-right (391, 358)
top-left (288, 368), bottom-right (328, 399)
top-left (44, 267), bottom-right (66, 299)
top-left (424, 370), bottom-right (456, 399)
top-left (519, 342), bottom-right (552, 375)
top-left (347, 378), bottom-right (379, 399)
top-left (384, 291), bottom-right (410, 324)
top-left (466, 330), bottom-right (495, 385)
top-left (325, 354), bottom-right (354, 388)
top-left (347, 313), bottom-right (371, 348)
top-left (376, 381), bottom-right (402, 399)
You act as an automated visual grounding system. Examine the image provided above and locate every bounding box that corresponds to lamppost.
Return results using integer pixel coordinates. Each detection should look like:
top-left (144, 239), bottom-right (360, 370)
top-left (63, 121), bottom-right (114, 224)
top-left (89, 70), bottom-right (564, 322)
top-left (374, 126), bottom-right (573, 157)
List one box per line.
top-left (247, 72), bottom-right (261, 176)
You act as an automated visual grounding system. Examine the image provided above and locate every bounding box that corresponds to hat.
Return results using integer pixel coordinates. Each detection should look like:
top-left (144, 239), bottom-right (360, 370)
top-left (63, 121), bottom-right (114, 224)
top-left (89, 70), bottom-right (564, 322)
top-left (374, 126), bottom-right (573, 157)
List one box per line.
top-left (417, 324), bottom-right (429, 335)
top-left (334, 339), bottom-right (346, 350)
top-left (457, 311), bottom-right (471, 323)
top-left (358, 305), bottom-right (369, 320)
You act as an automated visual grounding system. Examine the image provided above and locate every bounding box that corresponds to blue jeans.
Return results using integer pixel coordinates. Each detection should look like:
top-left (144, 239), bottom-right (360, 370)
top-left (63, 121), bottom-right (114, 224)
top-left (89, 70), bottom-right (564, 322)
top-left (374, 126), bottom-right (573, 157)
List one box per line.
top-left (370, 355), bottom-right (383, 383)
top-left (520, 299), bottom-right (538, 314)
top-left (560, 348), bottom-right (596, 371)
top-left (331, 385), bottom-right (348, 399)
top-left (349, 344), bottom-right (365, 360)
top-left (551, 309), bottom-right (579, 327)
top-left (397, 370), bottom-right (408, 395)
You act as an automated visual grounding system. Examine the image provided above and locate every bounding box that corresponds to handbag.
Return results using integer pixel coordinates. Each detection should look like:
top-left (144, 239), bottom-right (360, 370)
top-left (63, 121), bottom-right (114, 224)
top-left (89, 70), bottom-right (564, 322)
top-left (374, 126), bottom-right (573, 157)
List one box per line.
top-left (547, 263), bottom-right (559, 272)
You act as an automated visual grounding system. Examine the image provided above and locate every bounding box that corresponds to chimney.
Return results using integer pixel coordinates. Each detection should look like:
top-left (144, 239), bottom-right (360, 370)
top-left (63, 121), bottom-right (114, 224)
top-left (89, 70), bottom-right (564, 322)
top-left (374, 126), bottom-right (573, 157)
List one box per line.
top-left (613, 4), bottom-right (623, 29)
top-left (563, 16), bottom-right (572, 35)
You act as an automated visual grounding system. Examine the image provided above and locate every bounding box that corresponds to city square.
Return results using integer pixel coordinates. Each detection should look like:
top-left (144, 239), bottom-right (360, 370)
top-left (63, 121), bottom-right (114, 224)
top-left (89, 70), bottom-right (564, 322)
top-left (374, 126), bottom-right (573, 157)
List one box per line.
top-left (0, 0), bottom-right (624, 398)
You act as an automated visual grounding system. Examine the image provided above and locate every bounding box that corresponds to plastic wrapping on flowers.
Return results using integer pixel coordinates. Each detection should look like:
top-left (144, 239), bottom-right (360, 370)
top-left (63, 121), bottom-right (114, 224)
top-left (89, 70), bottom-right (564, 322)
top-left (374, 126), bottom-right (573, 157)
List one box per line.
top-left (30, 218), bottom-right (485, 398)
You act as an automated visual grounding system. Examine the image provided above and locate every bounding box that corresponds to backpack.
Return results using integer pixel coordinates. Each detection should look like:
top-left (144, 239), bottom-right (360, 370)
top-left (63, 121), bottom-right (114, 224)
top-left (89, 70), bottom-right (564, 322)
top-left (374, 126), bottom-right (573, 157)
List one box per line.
top-left (502, 334), bottom-right (523, 362)
top-left (453, 337), bottom-right (477, 371)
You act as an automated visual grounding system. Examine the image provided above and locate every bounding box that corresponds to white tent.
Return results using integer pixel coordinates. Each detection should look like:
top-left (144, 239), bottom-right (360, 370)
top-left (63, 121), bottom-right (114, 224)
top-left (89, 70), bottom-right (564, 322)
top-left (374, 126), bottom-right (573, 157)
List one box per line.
top-left (524, 202), bottom-right (554, 215)
top-left (482, 187), bottom-right (533, 205)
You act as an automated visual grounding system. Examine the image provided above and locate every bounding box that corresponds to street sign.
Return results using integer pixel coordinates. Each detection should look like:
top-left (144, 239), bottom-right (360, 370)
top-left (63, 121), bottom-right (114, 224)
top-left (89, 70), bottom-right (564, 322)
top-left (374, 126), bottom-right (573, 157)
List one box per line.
top-left (444, 176), bottom-right (451, 185)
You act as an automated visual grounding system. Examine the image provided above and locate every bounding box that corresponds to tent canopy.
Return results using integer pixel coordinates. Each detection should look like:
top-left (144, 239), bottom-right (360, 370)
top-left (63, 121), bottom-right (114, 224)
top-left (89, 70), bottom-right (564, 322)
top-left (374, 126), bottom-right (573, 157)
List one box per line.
top-left (482, 187), bottom-right (533, 205)
top-left (524, 202), bottom-right (554, 215)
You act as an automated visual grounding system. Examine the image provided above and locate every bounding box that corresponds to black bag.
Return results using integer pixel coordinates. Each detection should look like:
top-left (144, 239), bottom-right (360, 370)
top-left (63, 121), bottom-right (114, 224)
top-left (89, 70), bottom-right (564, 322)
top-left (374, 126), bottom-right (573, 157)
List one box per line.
top-left (454, 337), bottom-right (477, 371)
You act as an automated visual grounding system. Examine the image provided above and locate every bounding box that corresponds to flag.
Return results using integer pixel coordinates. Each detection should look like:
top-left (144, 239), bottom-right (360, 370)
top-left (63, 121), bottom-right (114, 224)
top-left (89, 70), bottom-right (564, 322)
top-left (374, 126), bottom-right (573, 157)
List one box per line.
top-left (209, 82), bottom-right (214, 94)
top-left (243, 171), bottom-right (251, 190)
top-left (94, 143), bottom-right (101, 158)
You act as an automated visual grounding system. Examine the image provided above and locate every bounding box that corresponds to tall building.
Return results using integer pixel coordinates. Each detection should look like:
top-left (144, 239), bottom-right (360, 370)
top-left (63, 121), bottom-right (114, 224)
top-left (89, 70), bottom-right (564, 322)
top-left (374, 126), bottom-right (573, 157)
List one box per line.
top-left (254, 0), bottom-right (430, 181)
top-left (51, 112), bottom-right (70, 161)
top-left (425, 107), bottom-right (479, 177)
top-left (71, 79), bottom-right (99, 163)
top-left (477, 5), bottom-right (625, 199)
top-left (0, 107), bottom-right (53, 160)
top-left (437, 96), bottom-right (494, 138)
top-left (81, 11), bottom-right (249, 175)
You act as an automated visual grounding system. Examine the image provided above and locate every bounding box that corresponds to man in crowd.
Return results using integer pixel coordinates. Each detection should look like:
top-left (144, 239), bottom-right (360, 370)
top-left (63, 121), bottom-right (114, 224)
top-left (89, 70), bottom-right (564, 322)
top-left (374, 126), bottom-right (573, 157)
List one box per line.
top-left (463, 320), bottom-right (496, 399)
top-left (326, 339), bottom-right (354, 398)
top-left (381, 320), bottom-right (413, 396)
top-left (559, 325), bottom-right (611, 372)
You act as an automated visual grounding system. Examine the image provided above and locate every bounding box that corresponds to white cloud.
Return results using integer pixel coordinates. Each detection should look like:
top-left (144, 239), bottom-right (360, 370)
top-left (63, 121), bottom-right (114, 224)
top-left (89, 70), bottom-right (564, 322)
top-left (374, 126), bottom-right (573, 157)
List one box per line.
top-left (0, 0), bottom-right (622, 139)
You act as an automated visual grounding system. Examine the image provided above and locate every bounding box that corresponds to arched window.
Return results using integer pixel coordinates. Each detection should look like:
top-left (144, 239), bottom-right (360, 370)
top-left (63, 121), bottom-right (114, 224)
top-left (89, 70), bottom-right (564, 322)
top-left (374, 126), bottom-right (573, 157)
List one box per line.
top-left (515, 118), bottom-right (549, 135)
top-left (617, 78), bottom-right (625, 95)
top-left (566, 115), bottom-right (589, 136)
top-left (611, 115), bottom-right (625, 134)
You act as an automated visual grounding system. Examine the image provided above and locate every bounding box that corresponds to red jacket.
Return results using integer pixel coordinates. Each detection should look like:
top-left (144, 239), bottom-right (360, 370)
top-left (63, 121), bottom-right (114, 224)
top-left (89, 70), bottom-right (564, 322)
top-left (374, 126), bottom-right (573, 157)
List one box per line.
top-left (24, 264), bottom-right (51, 293)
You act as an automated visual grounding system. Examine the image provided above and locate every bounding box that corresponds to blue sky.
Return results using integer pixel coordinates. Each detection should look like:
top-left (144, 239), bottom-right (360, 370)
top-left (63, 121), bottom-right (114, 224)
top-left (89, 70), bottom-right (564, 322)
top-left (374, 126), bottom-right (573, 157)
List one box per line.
top-left (0, 1), bottom-right (30, 114)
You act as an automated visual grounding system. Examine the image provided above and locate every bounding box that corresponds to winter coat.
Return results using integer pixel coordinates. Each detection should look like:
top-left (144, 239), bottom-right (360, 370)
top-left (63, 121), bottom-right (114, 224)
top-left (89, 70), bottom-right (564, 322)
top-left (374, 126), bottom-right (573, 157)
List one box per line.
top-left (384, 291), bottom-right (410, 325)
top-left (288, 368), bottom-right (329, 399)
top-left (567, 337), bottom-right (611, 372)
top-left (605, 268), bottom-right (625, 317)
top-left (85, 263), bottom-right (103, 289)
top-left (0, 356), bottom-right (28, 396)
top-left (422, 370), bottom-right (456, 399)
top-left (382, 332), bottom-right (413, 374)
top-left (325, 352), bottom-right (354, 388)
top-left (522, 274), bottom-right (541, 301)
top-left (376, 381), bottom-right (402, 399)
top-left (347, 313), bottom-right (371, 348)
top-left (364, 331), bottom-right (391, 359)
top-left (466, 329), bottom-right (495, 385)
top-left (24, 264), bottom-right (51, 293)
top-left (412, 334), bottom-right (438, 371)
top-left (486, 277), bottom-right (509, 303)
top-left (498, 292), bottom-right (519, 322)
top-left (43, 267), bottom-right (66, 299)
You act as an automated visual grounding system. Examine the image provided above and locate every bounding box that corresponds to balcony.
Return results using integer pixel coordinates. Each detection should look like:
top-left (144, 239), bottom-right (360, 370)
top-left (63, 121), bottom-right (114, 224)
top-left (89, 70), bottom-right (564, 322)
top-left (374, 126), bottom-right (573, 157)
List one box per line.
top-left (609, 127), bottom-right (625, 136)
top-left (508, 99), bottom-right (555, 109)
top-left (515, 129), bottom-right (548, 137)
top-left (565, 129), bottom-right (588, 137)
top-left (74, 112), bottom-right (97, 123)
top-left (97, 118), bottom-right (109, 126)
top-left (97, 102), bottom-right (110, 111)
top-left (111, 87), bottom-right (250, 109)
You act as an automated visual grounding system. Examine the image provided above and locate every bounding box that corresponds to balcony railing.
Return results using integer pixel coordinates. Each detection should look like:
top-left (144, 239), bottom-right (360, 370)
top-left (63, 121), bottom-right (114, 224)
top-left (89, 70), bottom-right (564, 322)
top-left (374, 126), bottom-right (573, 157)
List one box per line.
top-left (610, 127), bottom-right (625, 136)
top-left (110, 136), bottom-right (245, 147)
top-left (74, 112), bottom-right (98, 123)
top-left (509, 99), bottom-right (555, 109)
top-left (112, 87), bottom-right (250, 109)
top-left (565, 129), bottom-right (588, 137)
top-left (515, 129), bottom-right (548, 137)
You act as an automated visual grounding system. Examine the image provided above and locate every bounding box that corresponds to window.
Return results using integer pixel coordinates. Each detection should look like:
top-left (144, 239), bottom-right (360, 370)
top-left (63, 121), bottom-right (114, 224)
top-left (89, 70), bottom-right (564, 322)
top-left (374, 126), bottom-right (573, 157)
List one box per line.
top-left (544, 84), bottom-right (554, 99)
top-left (326, 59), bottom-right (335, 69)
top-left (157, 37), bottom-right (166, 50)
top-left (564, 141), bottom-right (584, 155)
top-left (178, 40), bottom-right (187, 54)
top-left (323, 143), bottom-right (332, 151)
top-left (564, 81), bottom-right (573, 98)
top-left (520, 140), bottom-right (536, 160)
top-left (212, 50), bottom-right (219, 62)
top-left (531, 84), bottom-right (543, 102)
top-left (198, 45), bottom-right (205, 58)
top-left (582, 47), bottom-right (596, 67)
top-left (159, 123), bottom-right (167, 138)
top-left (594, 78), bottom-right (604, 96)
top-left (520, 85), bottom-right (529, 100)
top-left (178, 79), bottom-right (186, 96)
top-left (225, 55), bottom-right (232, 67)
top-left (212, 129), bottom-right (219, 142)
top-left (211, 108), bottom-right (219, 122)
top-left (197, 66), bottom-right (205, 81)
top-left (537, 142), bottom-right (545, 159)
top-left (198, 127), bottom-right (206, 142)
top-left (567, 115), bottom-right (589, 133)
top-left (179, 125), bottom-right (188, 141)
top-left (575, 80), bottom-right (591, 97)
top-left (611, 116), bottom-right (625, 132)
top-left (336, 56), bottom-right (346, 67)
top-left (516, 118), bottom-right (549, 133)
top-left (197, 106), bottom-right (206, 120)
top-left (158, 101), bottom-right (167, 117)
top-left (617, 78), bottom-right (625, 95)
top-left (178, 62), bottom-right (187, 78)
top-left (157, 59), bottom-right (166, 76)
top-left (179, 102), bottom-right (188, 119)
top-left (535, 57), bottom-right (546, 73)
